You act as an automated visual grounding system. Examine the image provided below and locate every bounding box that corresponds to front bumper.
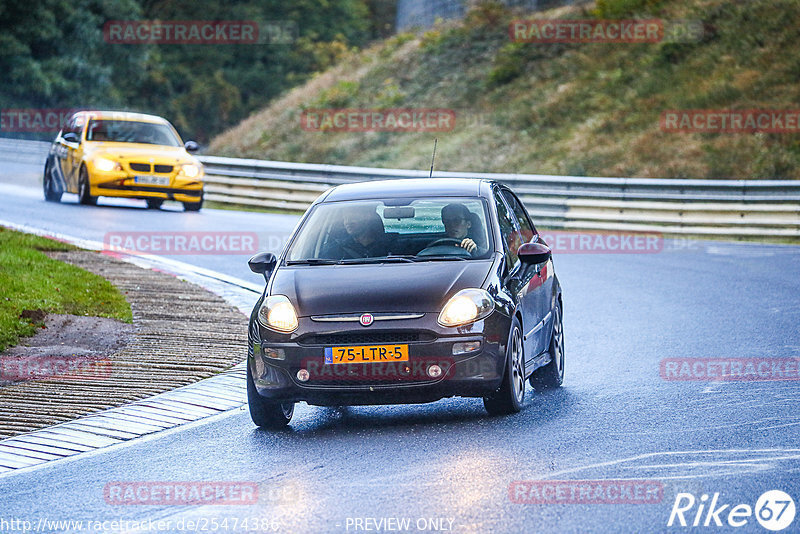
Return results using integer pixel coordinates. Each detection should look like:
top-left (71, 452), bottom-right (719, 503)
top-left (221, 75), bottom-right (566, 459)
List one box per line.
top-left (248, 312), bottom-right (511, 406)
top-left (87, 167), bottom-right (203, 201)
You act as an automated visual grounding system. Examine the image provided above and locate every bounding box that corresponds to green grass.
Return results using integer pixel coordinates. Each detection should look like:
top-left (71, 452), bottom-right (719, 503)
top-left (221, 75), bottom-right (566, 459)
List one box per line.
top-left (209, 0), bottom-right (800, 180)
top-left (0, 228), bottom-right (133, 352)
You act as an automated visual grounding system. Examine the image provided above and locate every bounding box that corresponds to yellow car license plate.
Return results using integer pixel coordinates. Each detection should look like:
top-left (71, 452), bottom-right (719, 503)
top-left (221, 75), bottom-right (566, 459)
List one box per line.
top-left (135, 175), bottom-right (170, 186)
top-left (324, 344), bottom-right (409, 365)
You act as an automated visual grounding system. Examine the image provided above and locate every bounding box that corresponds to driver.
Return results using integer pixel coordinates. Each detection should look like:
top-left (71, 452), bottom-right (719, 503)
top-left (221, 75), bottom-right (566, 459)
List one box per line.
top-left (137, 124), bottom-right (158, 144)
top-left (441, 203), bottom-right (482, 254)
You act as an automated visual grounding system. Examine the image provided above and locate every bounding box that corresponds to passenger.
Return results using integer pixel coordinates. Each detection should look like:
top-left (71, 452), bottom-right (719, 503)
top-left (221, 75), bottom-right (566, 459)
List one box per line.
top-left (324, 206), bottom-right (388, 259)
top-left (441, 203), bottom-right (484, 255)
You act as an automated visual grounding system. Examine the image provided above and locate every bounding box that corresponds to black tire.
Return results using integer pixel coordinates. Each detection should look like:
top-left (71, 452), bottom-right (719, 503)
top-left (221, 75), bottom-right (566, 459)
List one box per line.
top-left (247, 363), bottom-right (294, 429)
top-left (183, 199), bottom-right (203, 212)
top-left (78, 166), bottom-right (97, 206)
top-left (530, 301), bottom-right (564, 389)
top-left (43, 160), bottom-right (62, 202)
top-left (146, 198), bottom-right (164, 210)
top-left (483, 315), bottom-right (525, 415)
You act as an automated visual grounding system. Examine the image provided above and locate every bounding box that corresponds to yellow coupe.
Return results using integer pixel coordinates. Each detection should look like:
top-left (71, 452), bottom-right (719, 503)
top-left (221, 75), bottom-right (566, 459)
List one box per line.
top-left (43, 111), bottom-right (204, 211)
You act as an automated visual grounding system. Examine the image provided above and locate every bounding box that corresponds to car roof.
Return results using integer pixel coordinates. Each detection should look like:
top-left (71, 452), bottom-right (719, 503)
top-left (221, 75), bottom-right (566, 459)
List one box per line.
top-left (322, 178), bottom-right (490, 202)
top-left (73, 111), bottom-right (170, 124)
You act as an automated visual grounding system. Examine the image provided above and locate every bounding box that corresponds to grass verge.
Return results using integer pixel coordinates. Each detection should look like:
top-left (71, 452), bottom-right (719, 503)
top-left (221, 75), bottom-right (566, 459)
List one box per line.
top-left (209, 0), bottom-right (800, 179)
top-left (0, 228), bottom-right (133, 352)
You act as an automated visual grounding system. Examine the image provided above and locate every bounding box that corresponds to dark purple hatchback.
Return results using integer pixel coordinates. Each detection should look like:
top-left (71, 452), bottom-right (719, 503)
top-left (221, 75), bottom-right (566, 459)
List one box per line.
top-left (246, 178), bottom-right (563, 428)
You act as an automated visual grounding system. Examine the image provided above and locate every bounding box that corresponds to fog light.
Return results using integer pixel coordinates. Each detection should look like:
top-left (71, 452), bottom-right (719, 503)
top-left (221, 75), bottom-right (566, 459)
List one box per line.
top-left (427, 365), bottom-right (442, 378)
top-left (296, 369), bottom-right (310, 382)
top-left (263, 348), bottom-right (286, 360)
top-left (453, 341), bottom-right (481, 355)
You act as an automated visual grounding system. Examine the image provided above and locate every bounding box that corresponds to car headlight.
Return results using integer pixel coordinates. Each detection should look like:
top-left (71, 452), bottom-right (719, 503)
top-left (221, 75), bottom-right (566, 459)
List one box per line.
top-left (180, 164), bottom-right (201, 178)
top-left (94, 157), bottom-right (122, 172)
top-left (438, 288), bottom-right (495, 327)
top-left (258, 295), bottom-right (299, 333)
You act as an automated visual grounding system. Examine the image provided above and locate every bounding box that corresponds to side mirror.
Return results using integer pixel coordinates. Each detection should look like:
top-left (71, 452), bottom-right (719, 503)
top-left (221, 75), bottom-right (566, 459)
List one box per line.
top-left (62, 132), bottom-right (80, 144)
top-left (518, 242), bottom-right (552, 265)
top-left (184, 140), bottom-right (199, 153)
top-left (249, 252), bottom-right (277, 280)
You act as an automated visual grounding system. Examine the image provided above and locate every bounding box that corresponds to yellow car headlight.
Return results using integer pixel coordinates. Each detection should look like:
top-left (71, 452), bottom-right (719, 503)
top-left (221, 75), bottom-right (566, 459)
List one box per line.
top-left (180, 164), bottom-right (201, 178)
top-left (438, 289), bottom-right (495, 327)
top-left (94, 157), bottom-right (122, 172)
top-left (258, 295), bottom-right (299, 333)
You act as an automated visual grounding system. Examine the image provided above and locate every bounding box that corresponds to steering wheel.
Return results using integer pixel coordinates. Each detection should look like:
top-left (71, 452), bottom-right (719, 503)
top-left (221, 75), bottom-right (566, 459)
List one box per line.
top-left (426, 238), bottom-right (464, 248)
top-left (418, 238), bottom-right (473, 258)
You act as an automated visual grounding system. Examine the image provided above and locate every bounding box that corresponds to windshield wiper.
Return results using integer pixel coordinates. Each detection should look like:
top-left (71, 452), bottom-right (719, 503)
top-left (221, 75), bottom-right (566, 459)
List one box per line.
top-left (411, 255), bottom-right (469, 261)
top-left (285, 258), bottom-right (341, 265)
top-left (286, 255), bottom-right (417, 266)
top-left (338, 255), bottom-right (416, 264)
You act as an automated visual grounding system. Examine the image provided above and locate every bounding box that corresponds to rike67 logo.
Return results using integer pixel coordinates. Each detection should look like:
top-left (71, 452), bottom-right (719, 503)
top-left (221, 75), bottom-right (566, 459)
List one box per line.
top-left (668, 490), bottom-right (796, 531)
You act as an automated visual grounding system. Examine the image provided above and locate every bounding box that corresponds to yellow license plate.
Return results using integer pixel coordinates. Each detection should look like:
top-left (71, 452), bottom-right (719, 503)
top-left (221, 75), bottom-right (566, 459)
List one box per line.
top-left (135, 175), bottom-right (170, 186)
top-left (324, 344), bottom-right (409, 365)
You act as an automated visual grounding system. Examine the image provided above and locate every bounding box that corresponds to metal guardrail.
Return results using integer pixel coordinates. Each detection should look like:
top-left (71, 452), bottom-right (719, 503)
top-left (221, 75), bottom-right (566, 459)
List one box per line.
top-left (197, 155), bottom-right (800, 238)
top-left (0, 138), bottom-right (52, 164)
top-left (4, 138), bottom-right (797, 238)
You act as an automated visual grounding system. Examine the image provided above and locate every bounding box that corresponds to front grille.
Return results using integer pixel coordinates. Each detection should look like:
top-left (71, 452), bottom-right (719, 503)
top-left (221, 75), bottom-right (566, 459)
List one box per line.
top-left (153, 164), bottom-right (173, 173)
top-left (130, 162), bottom-right (151, 172)
top-left (299, 331), bottom-right (434, 346)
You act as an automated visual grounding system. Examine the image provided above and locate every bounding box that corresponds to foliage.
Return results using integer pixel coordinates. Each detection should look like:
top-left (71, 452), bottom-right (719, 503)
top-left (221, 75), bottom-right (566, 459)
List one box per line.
top-left (209, 0), bottom-right (800, 180)
top-left (0, 0), bottom-right (391, 143)
top-left (592, 0), bottom-right (663, 18)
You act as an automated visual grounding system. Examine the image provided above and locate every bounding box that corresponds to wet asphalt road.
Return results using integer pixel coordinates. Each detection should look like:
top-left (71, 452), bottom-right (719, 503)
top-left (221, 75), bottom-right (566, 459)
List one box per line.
top-left (0, 150), bottom-right (799, 533)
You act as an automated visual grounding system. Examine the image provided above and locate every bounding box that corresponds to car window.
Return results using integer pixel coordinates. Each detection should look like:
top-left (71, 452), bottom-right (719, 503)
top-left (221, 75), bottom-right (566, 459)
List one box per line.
top-left (85, 120), bottom-right (182, 146)
top-left (62, 115), bottom-right (83, 139)
top-left (493, 189), bottom-right (521, 270)
top-left (501, 189), bottom-right (536, 244)
top-left (285, 197), bottom-right (493, 262)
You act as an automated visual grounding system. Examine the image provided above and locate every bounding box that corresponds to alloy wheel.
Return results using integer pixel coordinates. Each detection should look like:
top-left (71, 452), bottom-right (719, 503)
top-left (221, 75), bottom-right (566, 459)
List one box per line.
top-left (510, 327), bottom-right (524, 403)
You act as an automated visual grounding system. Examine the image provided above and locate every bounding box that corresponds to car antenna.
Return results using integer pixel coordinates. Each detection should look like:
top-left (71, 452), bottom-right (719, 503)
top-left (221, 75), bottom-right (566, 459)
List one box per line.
top-left (429, 138), bottom-right (438, 178)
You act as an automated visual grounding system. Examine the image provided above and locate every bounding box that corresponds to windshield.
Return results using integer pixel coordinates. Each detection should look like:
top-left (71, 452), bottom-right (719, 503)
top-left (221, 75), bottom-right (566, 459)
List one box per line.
top-left (286, 197), bottom-right (493, 263)
top-left (85, 119), bottom-right (181, 146)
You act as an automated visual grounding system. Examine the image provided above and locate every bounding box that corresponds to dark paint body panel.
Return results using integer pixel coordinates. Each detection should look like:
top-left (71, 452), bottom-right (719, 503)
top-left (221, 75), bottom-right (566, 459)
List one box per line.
top-left (270, 261), bottom-right (494, 316)
top-left (323, 178), bottom-right (482, 202)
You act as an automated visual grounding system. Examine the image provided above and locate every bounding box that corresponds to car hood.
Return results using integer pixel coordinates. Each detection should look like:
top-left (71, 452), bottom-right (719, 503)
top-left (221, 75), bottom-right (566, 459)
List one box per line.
top-left (84, 142), bottom-right (195, 164)
top-left (271, 260), bottom-right (494, 316)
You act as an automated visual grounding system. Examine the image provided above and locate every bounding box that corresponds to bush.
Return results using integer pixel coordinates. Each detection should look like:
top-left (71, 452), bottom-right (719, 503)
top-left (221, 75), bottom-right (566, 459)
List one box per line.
top-left (313, 81), bottom-right (362, 108)
top-left (593, 0), bottom-right (662, 18)
top-left (487, 43), bottom-right (526, 87)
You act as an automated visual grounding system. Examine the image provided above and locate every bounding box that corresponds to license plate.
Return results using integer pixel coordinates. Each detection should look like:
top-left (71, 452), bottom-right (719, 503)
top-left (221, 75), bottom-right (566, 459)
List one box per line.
top-left (134, 175), bottom-right (169, 186)
top-left (324, 344), bottom-right (409, 365)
